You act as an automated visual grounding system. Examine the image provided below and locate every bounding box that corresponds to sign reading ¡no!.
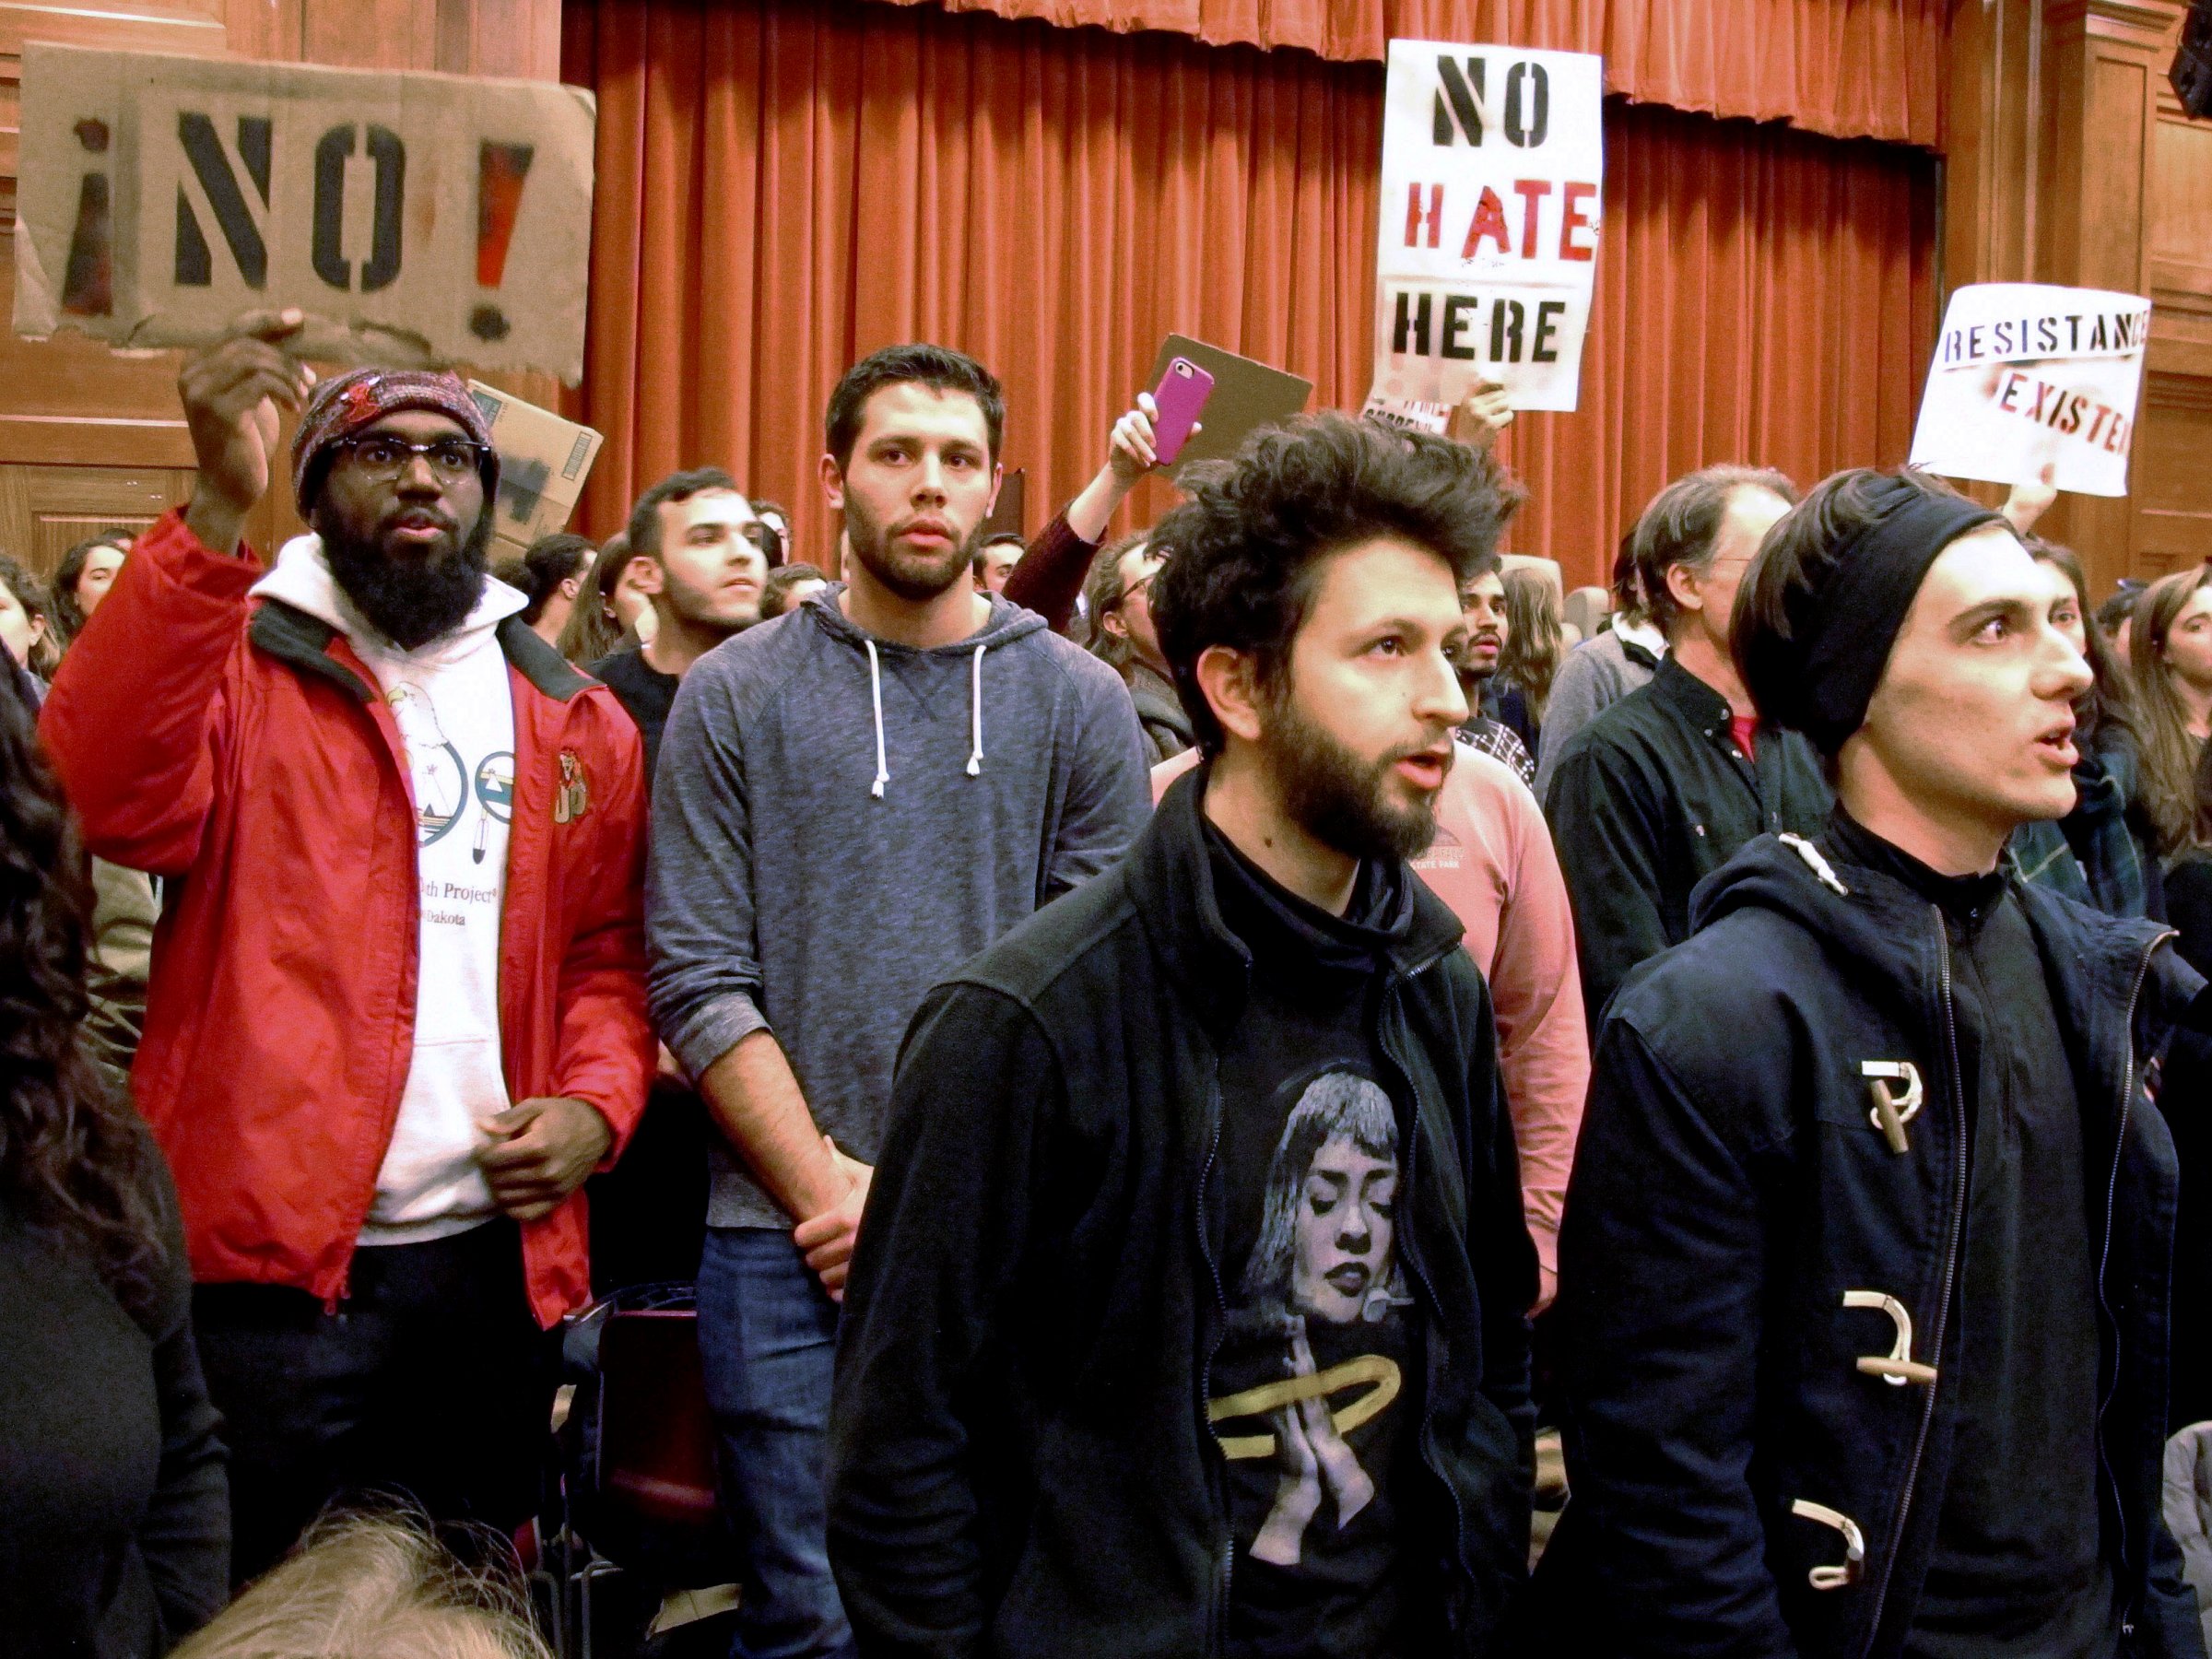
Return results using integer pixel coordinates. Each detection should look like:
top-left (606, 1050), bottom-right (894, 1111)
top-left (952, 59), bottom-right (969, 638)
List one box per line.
top-left (12, 44), bottom-right (596, 382)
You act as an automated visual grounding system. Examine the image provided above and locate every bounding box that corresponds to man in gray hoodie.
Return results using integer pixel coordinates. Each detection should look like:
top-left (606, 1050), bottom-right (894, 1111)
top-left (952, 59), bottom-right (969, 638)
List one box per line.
top-left (647, 343), bottom-right (1149, 1659)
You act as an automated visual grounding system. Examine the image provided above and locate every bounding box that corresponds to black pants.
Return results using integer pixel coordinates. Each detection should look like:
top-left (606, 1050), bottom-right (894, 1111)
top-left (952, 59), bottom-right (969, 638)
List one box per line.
top-left (192, 1218), bottom-right (554, 1585)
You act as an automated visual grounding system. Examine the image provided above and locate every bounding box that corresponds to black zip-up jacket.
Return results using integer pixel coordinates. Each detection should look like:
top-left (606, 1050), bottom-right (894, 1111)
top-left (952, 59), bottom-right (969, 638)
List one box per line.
top-left (1542, 653), bottom-right (1830, 1029)
top-left (828, 767), bottom-right (1537, 1659)
top-left (1526, 830), bottom-right (2210, 1659)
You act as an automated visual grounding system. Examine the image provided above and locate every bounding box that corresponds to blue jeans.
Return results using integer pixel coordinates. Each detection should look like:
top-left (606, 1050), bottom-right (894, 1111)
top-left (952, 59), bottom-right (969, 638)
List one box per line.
top-left (697, 1226), bottom-right (856, 1659)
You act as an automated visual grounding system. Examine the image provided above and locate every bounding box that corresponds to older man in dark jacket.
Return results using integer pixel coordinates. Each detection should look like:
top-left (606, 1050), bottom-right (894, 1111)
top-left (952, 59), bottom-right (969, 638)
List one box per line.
top-left (1534, 468), bottom-right (2210, 1659)
top-left (1544, 465), bottom-right (1827, 1029)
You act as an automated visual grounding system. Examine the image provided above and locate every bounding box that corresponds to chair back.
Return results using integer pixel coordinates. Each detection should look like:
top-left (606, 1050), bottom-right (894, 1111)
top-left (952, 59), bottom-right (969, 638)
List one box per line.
top-left (594, 1309), bottom-right (720, 1530)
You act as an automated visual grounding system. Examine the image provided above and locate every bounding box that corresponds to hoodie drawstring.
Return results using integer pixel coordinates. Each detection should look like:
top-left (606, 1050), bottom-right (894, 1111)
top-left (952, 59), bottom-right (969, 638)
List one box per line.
top-left (863, 639), bottom-right (988, 797)
top-left (967, 644), bottom-right (986, 777)
top-left (865, 640), bottom-right (889, 799)
top-left (1779, 833), bottom-right (1850, 897)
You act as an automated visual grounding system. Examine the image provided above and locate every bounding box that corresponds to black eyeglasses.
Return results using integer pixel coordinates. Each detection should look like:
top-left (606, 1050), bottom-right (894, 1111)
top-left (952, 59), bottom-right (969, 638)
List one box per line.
top-left (335, 435), bottom-right (489, 480)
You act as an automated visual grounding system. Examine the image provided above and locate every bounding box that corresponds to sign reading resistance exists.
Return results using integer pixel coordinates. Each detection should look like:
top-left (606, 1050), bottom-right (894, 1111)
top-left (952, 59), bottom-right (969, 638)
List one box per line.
top-left (1371, 41), bottom-right (1604, 413)
top-left (1908, 282), bottom-right (2152, 499)
top-left (14, 45), bottom-right (596, 382)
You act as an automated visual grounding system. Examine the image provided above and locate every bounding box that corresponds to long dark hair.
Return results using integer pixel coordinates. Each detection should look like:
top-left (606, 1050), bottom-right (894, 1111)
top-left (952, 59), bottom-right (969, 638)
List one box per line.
top-left (1499, 567), bottom-right (1565, 720)
top-left (556, 535), bottom-right (632, 667)
top-left (2130, 565), bottom-right (2212, 855)
top-left (0, 660), bottom-right (161, 1321)
top-left (51, 529), bottom-right (134, 645)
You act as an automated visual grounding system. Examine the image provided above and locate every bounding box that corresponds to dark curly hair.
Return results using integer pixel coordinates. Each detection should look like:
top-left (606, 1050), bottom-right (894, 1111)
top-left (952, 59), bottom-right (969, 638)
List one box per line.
top-left (0, 659), bottom-right (161, 1324)
top-left (1150, 412), bottom-right (1524, 754)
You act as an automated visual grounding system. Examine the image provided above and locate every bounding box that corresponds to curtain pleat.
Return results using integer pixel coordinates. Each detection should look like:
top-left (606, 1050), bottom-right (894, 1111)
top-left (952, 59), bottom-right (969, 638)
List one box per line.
top-left (563, 0), bottom-right (1935, 592)
top-left (861, 0), bottom-right (1947, 147)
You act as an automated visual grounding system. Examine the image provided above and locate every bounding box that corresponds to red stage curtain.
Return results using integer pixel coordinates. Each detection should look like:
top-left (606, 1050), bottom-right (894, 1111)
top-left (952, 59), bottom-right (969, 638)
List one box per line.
top-left (862, 0), bottom-right (1947, 147)
top-left (563, 0), bottom-right (1936, 592)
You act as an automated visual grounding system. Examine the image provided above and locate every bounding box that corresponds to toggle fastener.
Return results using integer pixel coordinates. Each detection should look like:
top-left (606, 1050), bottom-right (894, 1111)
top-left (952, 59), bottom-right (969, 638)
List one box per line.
top-left (1841, 1290), bottom-right (1938, 1387)
top-left (1862, 1061), bottom-right (1924, 1154)
top-left (1790, 1499), bottom-right (1866, 1590)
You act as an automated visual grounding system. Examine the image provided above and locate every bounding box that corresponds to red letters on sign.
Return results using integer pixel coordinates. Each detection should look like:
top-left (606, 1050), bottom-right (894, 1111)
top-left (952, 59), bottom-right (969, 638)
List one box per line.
top-left (1462, 186), bottom-right (1513, 259)
top-left (1559, 182), bottom-right (1597, 261)
top-left (1512, 180), bottom-right (1551, 258)
top-left (1406, 182), bottom-right (1444, 250)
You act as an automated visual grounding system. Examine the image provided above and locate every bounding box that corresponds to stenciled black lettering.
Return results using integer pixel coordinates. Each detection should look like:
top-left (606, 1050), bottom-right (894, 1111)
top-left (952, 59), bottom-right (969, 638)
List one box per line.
top-left (1490, 298), bottom-right (1526, 362)
top-left (1503, 62), bottom-right (1549, 147)
top-left (361, 125), bottom-right (405, 290)
top-left (1394, 289), bottom-right (1433, 355)
top-left (175, 112), bottom-right (271, 288)
top-left (1532, 299), bottom-right (1566, 362)
top-left (1441, 294), bottom-right (1478, 359)
top-left (1433, 55), bottom-right (1487, 146)
top-left (312, 124), bottom-right (353, 288)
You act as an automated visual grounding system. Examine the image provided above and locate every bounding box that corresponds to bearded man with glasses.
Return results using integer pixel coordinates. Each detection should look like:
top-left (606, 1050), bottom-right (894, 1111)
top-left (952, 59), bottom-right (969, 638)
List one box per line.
top-left (40, 310), bottom-right (655, 1581)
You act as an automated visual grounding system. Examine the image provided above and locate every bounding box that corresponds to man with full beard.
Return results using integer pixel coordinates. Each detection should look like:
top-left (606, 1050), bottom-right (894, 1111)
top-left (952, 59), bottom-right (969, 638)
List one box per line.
top-left (826, 414), bottom-right (1536, 1659)
top-left (648, 342), bottom-right (1149, 1657)
top-left (39, 311), bottom-right (655, 1580)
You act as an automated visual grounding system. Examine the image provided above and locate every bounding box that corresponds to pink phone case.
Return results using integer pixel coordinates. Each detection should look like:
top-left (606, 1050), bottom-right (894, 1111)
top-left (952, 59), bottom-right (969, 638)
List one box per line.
top-left (1151, 357), bottom-right (1215, 465)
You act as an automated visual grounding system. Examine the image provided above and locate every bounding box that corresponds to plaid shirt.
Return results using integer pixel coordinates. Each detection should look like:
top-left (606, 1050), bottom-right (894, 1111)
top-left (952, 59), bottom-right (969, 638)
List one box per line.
top-left (1458, 719), bottom-right (1535, 787)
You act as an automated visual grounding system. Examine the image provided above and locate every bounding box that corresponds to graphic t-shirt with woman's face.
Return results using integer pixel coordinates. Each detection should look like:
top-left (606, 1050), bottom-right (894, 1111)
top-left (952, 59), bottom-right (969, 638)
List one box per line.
top-left (1202, 824), bottom-right (1434, 1659)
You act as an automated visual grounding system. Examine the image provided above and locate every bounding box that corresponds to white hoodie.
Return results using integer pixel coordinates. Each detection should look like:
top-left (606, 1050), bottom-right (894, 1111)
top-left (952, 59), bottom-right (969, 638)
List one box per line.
top-left (253, 535), bottom-right (527, 1244)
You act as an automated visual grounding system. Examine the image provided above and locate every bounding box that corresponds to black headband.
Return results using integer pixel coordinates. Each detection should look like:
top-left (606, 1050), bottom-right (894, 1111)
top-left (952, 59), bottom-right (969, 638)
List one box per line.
top-left (1783, 481), bottom-right (2005, 754)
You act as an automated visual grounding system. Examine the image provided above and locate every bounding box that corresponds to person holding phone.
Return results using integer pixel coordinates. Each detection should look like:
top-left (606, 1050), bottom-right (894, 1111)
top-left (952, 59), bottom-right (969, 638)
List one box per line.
top-left (1002, 383), bottom-right (1193, 634)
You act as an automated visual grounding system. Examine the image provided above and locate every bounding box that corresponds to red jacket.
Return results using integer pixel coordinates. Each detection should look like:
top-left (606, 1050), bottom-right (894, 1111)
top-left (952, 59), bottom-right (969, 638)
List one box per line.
top-left (41, 510), bottom-right (655, 1327)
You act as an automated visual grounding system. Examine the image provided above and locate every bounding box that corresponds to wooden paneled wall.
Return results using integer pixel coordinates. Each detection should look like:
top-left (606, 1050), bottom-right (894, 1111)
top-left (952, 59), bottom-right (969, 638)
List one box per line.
top-left (0, 0), bottom-right (562, 574)
top-left (1947, 0), bottom-right (2212, 596)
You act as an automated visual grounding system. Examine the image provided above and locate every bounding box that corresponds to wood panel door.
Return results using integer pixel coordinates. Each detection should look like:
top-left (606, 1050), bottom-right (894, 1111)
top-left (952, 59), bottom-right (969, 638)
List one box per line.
top-left (0, 463), bottom-right (193, 581)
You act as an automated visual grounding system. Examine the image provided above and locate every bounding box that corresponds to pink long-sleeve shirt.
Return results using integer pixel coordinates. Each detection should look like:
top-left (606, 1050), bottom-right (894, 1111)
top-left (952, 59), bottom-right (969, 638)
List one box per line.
top-left (1152, 744), bottom-right (1589, 1310)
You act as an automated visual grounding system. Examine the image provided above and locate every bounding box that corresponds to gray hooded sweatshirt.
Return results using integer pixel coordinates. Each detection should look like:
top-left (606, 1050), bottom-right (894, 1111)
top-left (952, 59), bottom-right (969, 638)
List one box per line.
top-left (647, 584), bottom-right (1150, 1228)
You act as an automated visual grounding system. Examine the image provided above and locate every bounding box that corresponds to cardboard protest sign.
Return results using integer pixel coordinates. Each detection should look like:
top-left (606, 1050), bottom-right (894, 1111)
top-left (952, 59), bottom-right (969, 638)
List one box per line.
top-left (467, 381), bottom-right (603, 560)
top-left (15, 44), bottom-right (595, 382)
top-left (1371, 42), bottom-right (1603, 412)
top-left (1908, 283), bottom-right (2151, 499)
top-left (1145, 335), bottom-right (1312, 480)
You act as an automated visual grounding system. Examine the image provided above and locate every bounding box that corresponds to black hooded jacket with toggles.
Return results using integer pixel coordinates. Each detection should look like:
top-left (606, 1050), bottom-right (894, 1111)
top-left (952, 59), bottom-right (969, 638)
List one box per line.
top-left (1525, 827), bottom-right (2211, 1659)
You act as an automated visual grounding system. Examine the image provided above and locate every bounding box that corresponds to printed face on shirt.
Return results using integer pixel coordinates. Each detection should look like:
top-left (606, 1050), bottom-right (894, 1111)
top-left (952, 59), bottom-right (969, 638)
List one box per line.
top-left (1241, 1072), bottom-right (1406, 1326)
top-left (1853, 523), bottom-right (2093, 841)
top-left (1294, 1134), bottom-right (1399, 1324)
top-left (643, 488), bottom-right (766, 634)
top-left (1259, 536), bottom-right (1469, 863)
top-left (823, 382), bottom-right (1004, 603)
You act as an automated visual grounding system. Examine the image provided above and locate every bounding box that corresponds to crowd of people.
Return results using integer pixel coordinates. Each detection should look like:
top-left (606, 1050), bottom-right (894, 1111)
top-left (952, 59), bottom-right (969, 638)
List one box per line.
top-left (6, 297), bottom-right (2212, 1659)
